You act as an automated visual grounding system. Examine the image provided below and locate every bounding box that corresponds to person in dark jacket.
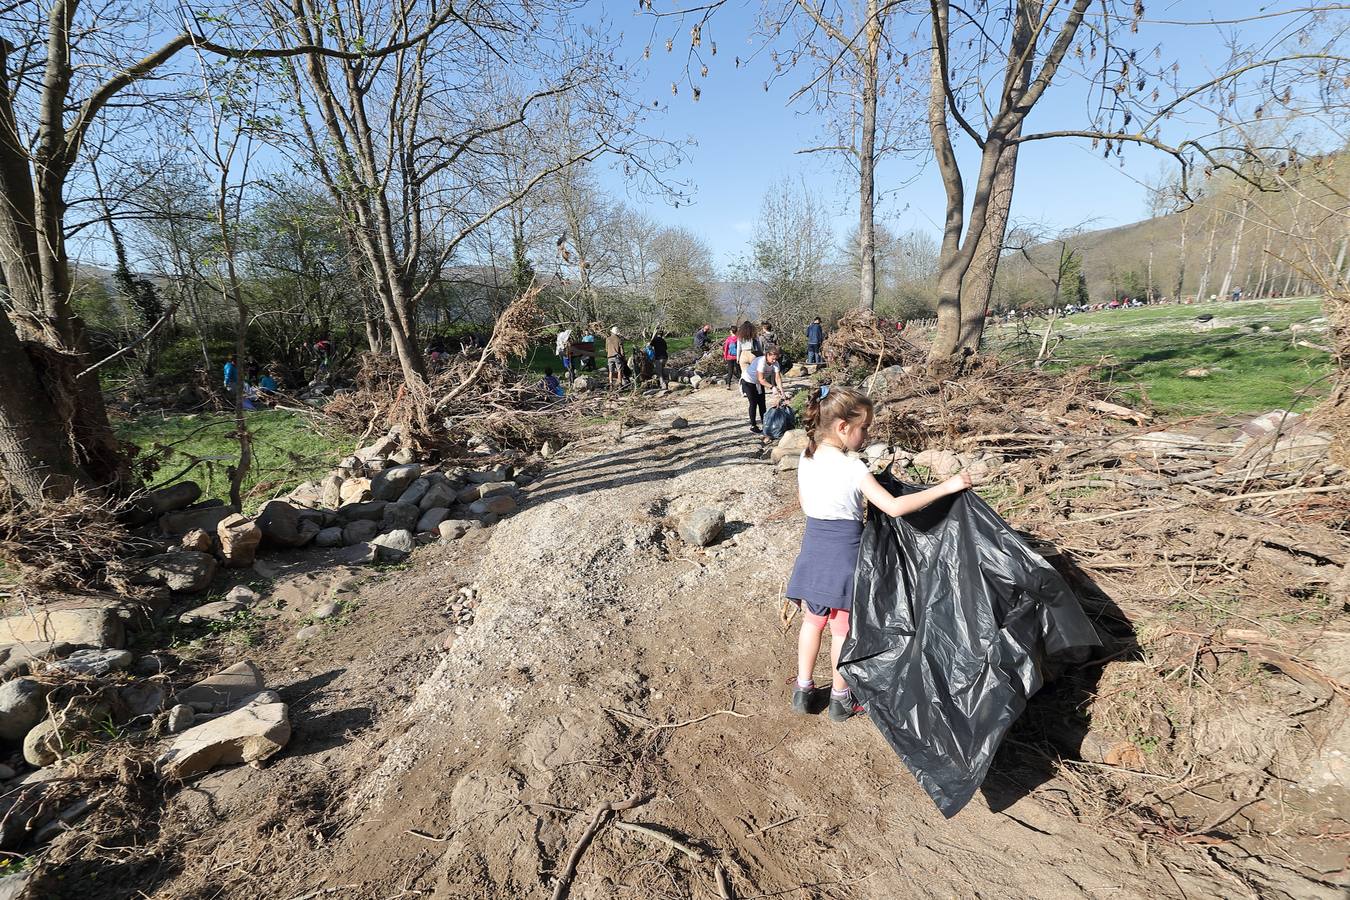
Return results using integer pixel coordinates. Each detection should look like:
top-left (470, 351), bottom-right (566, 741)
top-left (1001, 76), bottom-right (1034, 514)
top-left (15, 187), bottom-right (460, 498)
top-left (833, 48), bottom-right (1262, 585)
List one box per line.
top-left (649, 330), bottom-right (669, 389)
top-left (693, 323), bottom-right (711, 353)
top-left (806, 317), bottom-right (825, 364)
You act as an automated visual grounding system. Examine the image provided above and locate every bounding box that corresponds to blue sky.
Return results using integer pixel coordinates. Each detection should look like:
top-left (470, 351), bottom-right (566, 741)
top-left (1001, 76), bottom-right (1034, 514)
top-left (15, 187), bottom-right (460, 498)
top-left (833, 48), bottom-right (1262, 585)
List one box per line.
top-left (588, 1), bottom-right (1328, 269)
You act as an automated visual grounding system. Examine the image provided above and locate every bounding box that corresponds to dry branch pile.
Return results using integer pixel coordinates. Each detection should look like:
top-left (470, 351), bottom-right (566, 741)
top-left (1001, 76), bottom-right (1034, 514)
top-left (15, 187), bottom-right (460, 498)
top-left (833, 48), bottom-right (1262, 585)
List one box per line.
top-left (323, 290), bottom-right (574, 461)
top-left (820, 306), bottom-right (929, 368)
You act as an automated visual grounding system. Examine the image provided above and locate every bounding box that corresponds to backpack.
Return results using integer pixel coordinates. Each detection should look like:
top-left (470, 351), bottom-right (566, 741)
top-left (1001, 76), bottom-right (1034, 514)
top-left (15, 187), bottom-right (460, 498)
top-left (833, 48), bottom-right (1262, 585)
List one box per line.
top-left (763, 404), bottom-right (796, 441)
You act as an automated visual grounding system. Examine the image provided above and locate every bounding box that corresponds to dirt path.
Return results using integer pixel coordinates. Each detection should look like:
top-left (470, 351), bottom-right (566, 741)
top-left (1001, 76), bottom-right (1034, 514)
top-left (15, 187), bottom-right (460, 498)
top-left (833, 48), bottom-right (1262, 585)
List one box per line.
top-left (121, 382), bottom-right (1281, 900)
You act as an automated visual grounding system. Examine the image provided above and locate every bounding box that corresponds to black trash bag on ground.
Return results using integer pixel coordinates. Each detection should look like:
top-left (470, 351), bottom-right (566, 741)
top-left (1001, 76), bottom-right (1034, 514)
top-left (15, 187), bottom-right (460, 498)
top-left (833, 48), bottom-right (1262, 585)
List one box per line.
top-left (763, 404), bottom-right (796, 440)
top-left (838, 477), bottom-right (1101, 817)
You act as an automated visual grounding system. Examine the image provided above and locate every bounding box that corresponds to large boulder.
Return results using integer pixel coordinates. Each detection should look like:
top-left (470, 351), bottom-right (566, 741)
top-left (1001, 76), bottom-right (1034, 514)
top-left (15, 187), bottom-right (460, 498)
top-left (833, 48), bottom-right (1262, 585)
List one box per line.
top-left (132, 551), bottom-right (218, 593)
top-left (158, 504), bottom-right (235, 536)
top-left (257, 500), bottom-right (317, 548)
top-left (481, 495), bottom-right (517, 516)
top-left (467, 467), bottom-right (507, 484)
top-left (336, 500), bottom-right (387, 524)
top-left (371, 530), bottom-right (414, 562)
top-left (217, 514), bottom-right (263, 567)
top-left (370, 464), bottom-right (422, 501)
top-left (456, 485), bottom-right (481, 504)
top-left (158, 702), bottom-right (291, 779)
top-left (437, 519), bottom-right (474, 541)
top-left (0, 642), bottom-right (75, 680)
top-left (313, 526), bottom-right (344, 548)
top-left (0, 679), bottom-right (48, 742)
top-left (477, 481), bottom-right (516, 500)
top-left (678, 508), bottom-right (725, 547)
top-left (172, 661), bottom-right (264, 714)
top-left (0, 601), bottom-right (125, 649)
top-left (342, 520), bottom-right (381, 545)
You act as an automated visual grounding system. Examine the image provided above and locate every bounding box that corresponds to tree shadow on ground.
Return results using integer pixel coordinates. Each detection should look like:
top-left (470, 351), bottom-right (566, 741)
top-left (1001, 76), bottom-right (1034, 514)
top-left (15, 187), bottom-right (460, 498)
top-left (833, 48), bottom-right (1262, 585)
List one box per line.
top-left (982, 552), bottom-right (1142, 813)
top-left (522, 418), bottom-right (765, 505)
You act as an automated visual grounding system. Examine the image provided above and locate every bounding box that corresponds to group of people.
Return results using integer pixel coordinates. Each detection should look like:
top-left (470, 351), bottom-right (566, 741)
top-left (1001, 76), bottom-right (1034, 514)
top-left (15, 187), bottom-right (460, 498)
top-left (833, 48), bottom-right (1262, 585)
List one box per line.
top-left (222, 355), bottom-right (281, 409)
top-left (552, 324), bottom-right (673, 393)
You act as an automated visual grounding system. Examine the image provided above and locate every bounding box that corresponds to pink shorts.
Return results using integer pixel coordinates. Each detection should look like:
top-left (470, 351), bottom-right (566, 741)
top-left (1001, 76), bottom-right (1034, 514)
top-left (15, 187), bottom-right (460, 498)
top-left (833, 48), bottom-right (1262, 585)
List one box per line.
top-left (802, 606), bottom-right (850, 638)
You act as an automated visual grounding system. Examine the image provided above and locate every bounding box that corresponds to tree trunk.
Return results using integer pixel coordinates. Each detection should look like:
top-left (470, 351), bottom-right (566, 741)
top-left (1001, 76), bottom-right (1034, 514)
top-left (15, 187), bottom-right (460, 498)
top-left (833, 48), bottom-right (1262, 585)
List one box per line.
top-left (857, 0), bottom-right (879, 309)
top-left (1196, 210), bottom-right (1220, 302)
top-left (959, 137), bottom-right (1019, 352)
top-left (1174, 209), bottom-right (1189, 301)
top-left (1217, 196), bottom-right (1249, 300)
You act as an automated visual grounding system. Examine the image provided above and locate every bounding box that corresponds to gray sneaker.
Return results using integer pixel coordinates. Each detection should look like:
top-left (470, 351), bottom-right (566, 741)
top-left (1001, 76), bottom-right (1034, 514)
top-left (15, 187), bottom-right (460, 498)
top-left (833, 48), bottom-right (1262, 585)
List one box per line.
top-left (828, 693), bottom-right (864, 722)
top-left (792, 685), bottom-right (826, 715)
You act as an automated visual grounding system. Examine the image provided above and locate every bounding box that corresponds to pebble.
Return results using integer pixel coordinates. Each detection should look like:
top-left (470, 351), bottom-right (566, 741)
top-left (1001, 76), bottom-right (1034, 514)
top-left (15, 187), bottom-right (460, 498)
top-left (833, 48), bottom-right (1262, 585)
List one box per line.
top-left (167, 704), bottom-right (195, 734)
top-left (312, 602), bottom-right (341, 620)
top-left (295, 624), bottom-right (323, 641)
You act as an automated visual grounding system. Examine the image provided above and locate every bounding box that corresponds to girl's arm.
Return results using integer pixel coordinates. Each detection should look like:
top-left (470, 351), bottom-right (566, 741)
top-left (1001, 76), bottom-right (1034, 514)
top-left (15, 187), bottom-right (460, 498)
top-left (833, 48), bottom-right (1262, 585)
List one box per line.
top-left (860, 471), bottom-right (971, 518)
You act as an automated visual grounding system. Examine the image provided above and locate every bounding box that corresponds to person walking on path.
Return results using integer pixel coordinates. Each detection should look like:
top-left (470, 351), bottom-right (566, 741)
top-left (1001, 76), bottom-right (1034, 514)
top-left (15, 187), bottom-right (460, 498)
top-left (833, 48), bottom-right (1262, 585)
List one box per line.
top-left (649, 330), bottom-right (669, 389)
top-left (737, 321), bottom-right (765, 432)
top-left (722, 326), bottom-right (739, 390)
top-left (787, 385), bottom-right (972, 721)
top-left (806, 317), bottom-right (824, 364)
top-left (605, 326), bottom-right (625, 388)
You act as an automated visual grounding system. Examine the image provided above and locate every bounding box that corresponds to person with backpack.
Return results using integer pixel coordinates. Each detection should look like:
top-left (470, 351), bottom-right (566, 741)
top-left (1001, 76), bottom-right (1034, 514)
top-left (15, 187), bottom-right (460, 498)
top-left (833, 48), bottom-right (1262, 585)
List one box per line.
top-left (788, 385), bottom-right (972, 721)
top-left (649, 330), bottom-right (669, 389)
top-left (721, 326), bottom-right (739, 390)
top-left (737, 320), bottom-right (766, 433)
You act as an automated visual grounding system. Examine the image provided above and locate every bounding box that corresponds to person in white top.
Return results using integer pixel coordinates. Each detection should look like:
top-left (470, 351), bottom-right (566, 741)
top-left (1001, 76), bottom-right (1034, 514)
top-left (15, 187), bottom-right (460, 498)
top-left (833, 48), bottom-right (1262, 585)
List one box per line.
top-left (751, 346), bottom-right (785, 407)
top-left (786, 384), bottom-right (971, 722)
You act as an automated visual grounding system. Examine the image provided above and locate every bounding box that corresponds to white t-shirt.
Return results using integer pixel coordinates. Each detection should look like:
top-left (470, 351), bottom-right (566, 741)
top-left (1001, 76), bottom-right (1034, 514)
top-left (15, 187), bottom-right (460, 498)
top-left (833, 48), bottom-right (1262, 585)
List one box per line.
top-left (746, 356), bottom-right (779, 386)
top-left (797, 446), bottom-right (868, 521)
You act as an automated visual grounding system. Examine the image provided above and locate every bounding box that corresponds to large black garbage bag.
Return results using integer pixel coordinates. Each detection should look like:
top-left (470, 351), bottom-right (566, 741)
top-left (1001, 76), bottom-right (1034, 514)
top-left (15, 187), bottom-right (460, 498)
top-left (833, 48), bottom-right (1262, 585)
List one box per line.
top-left (838, 477), bottom-right (1100, 817)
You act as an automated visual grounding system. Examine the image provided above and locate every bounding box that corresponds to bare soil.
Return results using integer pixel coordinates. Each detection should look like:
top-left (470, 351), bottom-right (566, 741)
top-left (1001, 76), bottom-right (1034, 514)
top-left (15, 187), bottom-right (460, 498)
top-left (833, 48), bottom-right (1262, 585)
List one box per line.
top-left (38, 382), bottom-right (1346, 900)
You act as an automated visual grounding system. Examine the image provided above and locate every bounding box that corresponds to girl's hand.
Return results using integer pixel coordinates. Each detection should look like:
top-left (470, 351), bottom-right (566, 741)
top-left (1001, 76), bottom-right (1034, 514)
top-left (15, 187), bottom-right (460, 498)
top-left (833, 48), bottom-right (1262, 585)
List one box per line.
top-left (942, 472), bottom-right (973, 494)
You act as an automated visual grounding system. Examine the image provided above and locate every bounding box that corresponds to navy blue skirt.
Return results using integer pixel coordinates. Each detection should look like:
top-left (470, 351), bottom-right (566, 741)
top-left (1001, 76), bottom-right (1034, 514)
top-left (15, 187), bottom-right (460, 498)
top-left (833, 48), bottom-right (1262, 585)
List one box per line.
top-left (786, 517), bottom-right (864, 612)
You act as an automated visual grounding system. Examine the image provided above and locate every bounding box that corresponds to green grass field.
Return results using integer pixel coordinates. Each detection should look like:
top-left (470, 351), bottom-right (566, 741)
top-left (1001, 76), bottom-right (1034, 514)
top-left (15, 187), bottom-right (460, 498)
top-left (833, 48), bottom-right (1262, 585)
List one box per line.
top-left (992, 297), bottom-right (1332, 416)
top-left (116, 410), bottom-right (354, 513)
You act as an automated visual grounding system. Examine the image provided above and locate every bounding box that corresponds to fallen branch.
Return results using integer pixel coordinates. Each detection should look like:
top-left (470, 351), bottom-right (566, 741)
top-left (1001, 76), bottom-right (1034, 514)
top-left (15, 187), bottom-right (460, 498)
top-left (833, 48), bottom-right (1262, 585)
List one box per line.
top-left (650, 709), bottom-right (753, 731)
top-left (613, 821), bottom-right (705, 861)
top-left (549, 792), bottom-right (652, 900)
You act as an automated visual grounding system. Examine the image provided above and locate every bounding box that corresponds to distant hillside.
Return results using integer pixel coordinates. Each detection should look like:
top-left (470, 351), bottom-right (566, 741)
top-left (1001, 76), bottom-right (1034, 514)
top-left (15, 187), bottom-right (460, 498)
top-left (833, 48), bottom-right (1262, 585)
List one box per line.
top-left (996, 156), bottom-right (1347, 309)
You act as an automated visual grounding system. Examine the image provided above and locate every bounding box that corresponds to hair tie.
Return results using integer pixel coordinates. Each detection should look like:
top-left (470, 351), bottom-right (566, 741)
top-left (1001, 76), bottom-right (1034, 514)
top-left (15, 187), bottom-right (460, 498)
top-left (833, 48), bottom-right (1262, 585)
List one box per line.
top-left (819, 385), bottom-right (829, 398)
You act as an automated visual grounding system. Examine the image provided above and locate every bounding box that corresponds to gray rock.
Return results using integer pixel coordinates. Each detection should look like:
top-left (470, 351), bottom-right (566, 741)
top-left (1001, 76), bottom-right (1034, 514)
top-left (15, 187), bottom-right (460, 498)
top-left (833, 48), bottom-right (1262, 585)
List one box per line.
top-left (381, 501), bottom-right (420, 532)
top-left (456, 484), bottom-right (481, 504)
top-left (47, 648), bottom-right (133, 677)
top-left (123, 481), bottom-right (202, 526)
top-left (158, 503), bottom-right (235, 536)
top-left (0, 679), bottom-right (48, 742)
top-left (157, 702), bottom-right (290, 778)
top-left (778, 429), bottom-right (810, 452)
top-left (287, 481), bottom-right (323, 508)
top-left (336, 500), bottom-right (388, 523)
top-left (119, 682), bottom-right (166, 719)
top-left (397, 477), bottom-right (430, 506)
top-left (419, 480), bottom-right (457, 511)
top-left (437, 519), bottom-right (472, 541)
top-left (314, 526), bottom-right (344, 547)
top-left (477, 481), bottom-right (517, 499)
top-left (167, 704), bottom-right (195, 734)
top-left (320, 473), bottom-right (344, 509)
top-left (257, 500), bottom-right (314, 548)
top-left (371, 529), bottom-right (414, 562)
top-left (469, 499), bottom-right (489, 516)
top-left (573, 376), bottom-right (591, 392)
top-left (467, 467), bottom-right (508, 484)
top-left (295, 624), bottom-right (322, 641)
top-left (178, 600), bottom-right (247, 625)
top-left (312, 601), bottom-right (340, 620)
top-left (337, 455), bottom-right (363, 477)
top-left (133, 551), bottom-right (217, 593)
top-left (480, 512), bottom-right (500, 527)
top-left (416, 507), bottom-right (451, 533)
top-left (339, 477), bottom-right (372, 504)
top-left (678, 507), bottom-right (725, 547)
top-left (217, 513), bottom-right (262, 568)
top-left (0, 602), bottom-right (124, 649)
top-left (389, 448), bottom-right (416, 465)
top-left (0, 641), bottom-right (76, 680)
top-left (225, 585), bottom-right (259, 604)
top-left (860, 364), bottom-right (907, 397)
top-left (356, 434), bottom-right (399, 461)
top-left (370, 464), bottom-right (422, 501)
top-left (336, 542), bottom-right (377, 565)
top-left (23, 720), bottom-right (60, 766)
top-left (172, 661), bottom-right (265, 714)
top-left (0, 764), bottom-right (14, 780)
top-left (483, 495), bottom-right (517, 515)
top-left (343, 520), bottom-right (381, 545)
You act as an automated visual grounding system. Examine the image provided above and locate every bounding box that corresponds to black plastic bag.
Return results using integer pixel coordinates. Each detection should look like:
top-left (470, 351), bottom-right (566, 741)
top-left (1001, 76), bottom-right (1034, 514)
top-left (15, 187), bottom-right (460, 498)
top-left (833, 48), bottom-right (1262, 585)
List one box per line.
top-left (763, 404), bottom-right (796, 440)
top-left (838, 477), bottom-right (1100, 817)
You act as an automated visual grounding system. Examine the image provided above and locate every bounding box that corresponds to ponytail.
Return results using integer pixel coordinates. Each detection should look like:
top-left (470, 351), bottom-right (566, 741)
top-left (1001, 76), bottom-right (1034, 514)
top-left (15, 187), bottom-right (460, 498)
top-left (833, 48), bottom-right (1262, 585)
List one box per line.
top-left (804, 384), bottom-right (872, 458)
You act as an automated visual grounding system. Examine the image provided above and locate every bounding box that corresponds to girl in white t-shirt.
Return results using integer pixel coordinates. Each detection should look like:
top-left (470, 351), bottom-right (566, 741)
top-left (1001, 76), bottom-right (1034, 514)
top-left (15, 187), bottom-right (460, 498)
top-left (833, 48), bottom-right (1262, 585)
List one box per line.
top-left (786, 384), bottom-right (971, 721)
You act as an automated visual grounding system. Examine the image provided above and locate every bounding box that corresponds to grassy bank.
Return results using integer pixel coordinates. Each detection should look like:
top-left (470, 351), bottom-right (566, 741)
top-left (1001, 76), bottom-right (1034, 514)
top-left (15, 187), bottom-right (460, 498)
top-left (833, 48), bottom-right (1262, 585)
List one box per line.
top-left (116, 410), bottom-right (354, 513)
top-left (993, 297), bottom-right (1331, 416)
